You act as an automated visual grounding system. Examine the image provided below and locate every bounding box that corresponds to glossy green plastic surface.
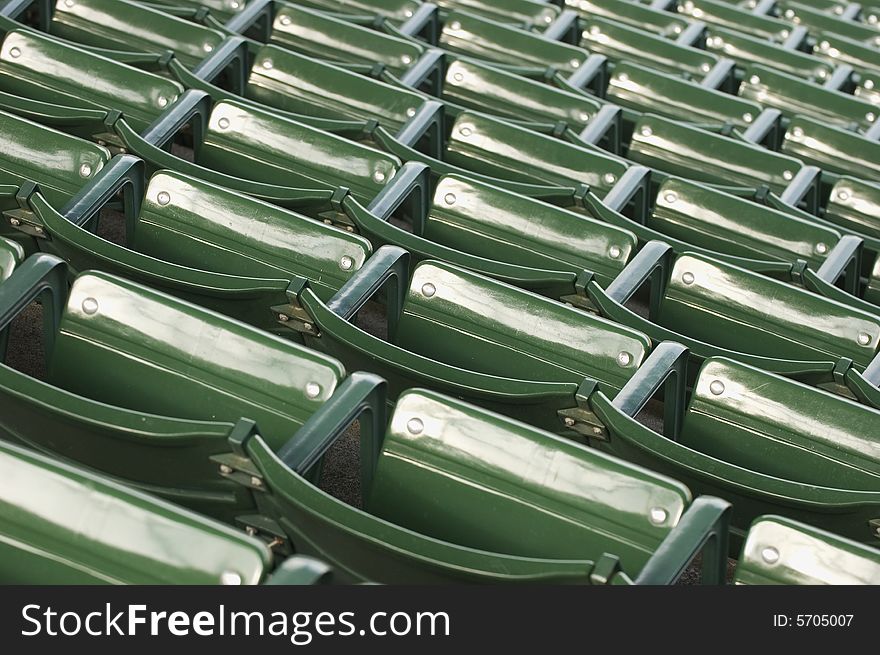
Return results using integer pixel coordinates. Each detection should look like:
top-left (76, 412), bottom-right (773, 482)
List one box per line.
top-left (781, 116), bottom-right (880, 182)
top-left (677, 0), bottom-right (793, 41)
top-left (567, 0), bottom-right (689, 36)
top-left (395, 260), bottom-right (650, 389)
top-left (369, 389), bottom-right (691, 576)
top-left (779, 1), bottom-right (880, 45)
top-left (825, 176), bottom-right (880, 239)
top-left (0, 29), bottom-right (184, 131)
top-left (438, 0), bottom-right (560, 25)
top-left (297, 0), bottom-right (421, 22)
top-left (49, 271), bottom-right (345, 450)
top-left (735, 516), bottom-right (880, 584)
top-left (440, 11), bottom-right (591, 72)
top-left (656, 254), bottom-right (880, 366)
top-left (813, 31), bottom-right (880, 77)
top-left (425, 174), bottom-right (636, 284)
top-left (0, 108), bottom-right (109, 207)
top-left (0, 439), bottom-right (269, 584)
top-left (607, 62), bottom-right (762, 128)
top-left (270, 4), bottom-right (424, 74)
top-left (0, 237), bottom-right (21, 281)
top-left (680, 358), bottom-right (880, 489)
top-left (580, 17), bottom-right (720, 78)
top-left (739, 64), bottom-right (879, 130)
top-left (705, 26), bottom-right (834, 79)
top-left (50, 0), bottom-right (226, 67)
top-left (200, 100), bottom-right (400, 203)
top-left (441, 58), bottom-right (602, 130)
top-left (446, 111), bottom-right (629, 194)
top-left (649, 177), bottom-right (840, 266)
top-left (245, 44), bottom-right (425, 131)
top-left (628, 114), bottom-right (803, 194)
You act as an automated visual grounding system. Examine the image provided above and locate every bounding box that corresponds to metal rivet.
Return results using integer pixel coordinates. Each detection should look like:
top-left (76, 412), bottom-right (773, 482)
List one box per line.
top-left (340, 256), bottom-right (354, 271)
top-left (217, 117), bottom-right (230, 130)
top-left (664, 191), bottom-right (678, 203)
top-left (833, 4), bottom-right (843, 12)
top-left (865, 79), bottom-right (876, 90)
top-left (782, 170), bottom-right (793, 181)
top-left (816, 68), bottom-right (827, 79)
top-left (780, 29), bottom-right (789, 38)
top-left (34, 226), bottom-right (43, 235)
top-left (250, 476), bottom-right (262, 488)
top-left (742, 112), bottom-right (753, 123)
top-left (406, 417), bottom-right (424, 434)
top-left (589, 25), bottom-right (600, 35)
top-left (303, 322), bottom-right (313, 331)
top-left (700, 62), bottom-right (711, 73)
top-left (792, 127), bottom-right (804, 138)
top-left (563, 417), bottom-right (576, 427)
top-left (280, 15), bottom-right (291, 26)
top-left (204, 43), bottom-right (214, 53)
top-left (543, 13), bottom-right (553, 24)
top-left (815, 242), bottom-right (828, 255)
top-left (870, 14), bottom-right (879, 24)
top-left (406, 107), bottom-right (416, 118)
top-left (219, 464), bottom-right (232, 474)
top-left (443, 193), bottom-right (456, 205)
top-left (81, 297), bottom-right (99, 315)
top-left (449, 21), bottom-right (461, 30)
top-left (452, 72), bottom-right (464, 83)
top-left (819, 40), bottom-right (830, 51)
top-left (278, 313), bottom-right (289, 322)
top-left (79, 163), bottom-right (92, 177)
top-left (405, 9), bottom-right (414, 18)
top-left (640, 126), bottom-right (653, 137)
top-left (858, 332), bottom-right (872, 346)
top-left (617, 351), bottom-right (632, 367)
top-left (8, 218), bottom-right (20, 226)
top-left (220, 571), bottom-right (242, 585)
top-left (609, 245), bottom-right (622, 259)
top-left (709, 380), bottom-right (725, 395)
top-left (650, 508), bottom-right (668, 524)
top-left (459, 126), bottom-right (472, 137)
top-left (262, 59), bottom-right (273, 69)
top-left (157, 96), bottom-right (168, 108)
top-left (761, 547), bottom-right (780, 564)
top-left (837, 190), bottom-right (850, 201)
top-left (421, 283), bottom-right (436, 297)
top-left (868, 112), bottom-right (876, 123)
top-left (603, 172), bottom-right (616, 185)
top-left (373, 170), bottom-right (386, 184)
top-left (618, 72), bottom-right (629, 83)
top-left (306, 382), bottom-right (321, 398)
top-left (707, 36), bottom-right (721, 48)
top-left (65, 0), bottom-right (74, 6)
top-left (157, 191), bottom-right (171, 206)
top-left (570, 58), bottom-right (580, 69)
top-left (578, 111), bottom-right (590, 123)
top-left (8, 47), bottom-right (20, 59)
top-left (749, 75), bottom-right (760, 85)
top-left (401, 54), bottom-right (412, 65)
top-left (672, 25), bottom-right (682, 34)
top-left (682, 271), bottom-right (695, 285)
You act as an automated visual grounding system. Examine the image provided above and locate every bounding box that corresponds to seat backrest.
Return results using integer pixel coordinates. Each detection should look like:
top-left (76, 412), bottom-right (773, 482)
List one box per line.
top-left (446, 110), bottom-right (629, 194)
top-left (426, 174), bottom-right (636, 283)
top-left (0, 29), bottom-right (184, 131)
top-left (704, 26), bottom-right (835, 79)
top-left (199, 100), bottom-right (401, 202)
top-left (297, 0), bottom-right (420, 22)
top-left (48, 271), bottom-right (346, 449)
top-left (650, 177), bottom-right (841, 266)
top-left (580, 17), bottom-right (720, 78)
top-left (369, 389), bottom-right (691, 574)
top-left (442, 58), bottom-right (602, 130)
top-left (395, 260), bottom-right (651, 390)
top-left (270, 4), bottom-right (424, 73)
top-left (440, 11), bottom-right (591, 72)
top-left (246, 44), bottom-right (426, 131)
top-left (735, 516), bottom-right (880, 584)
top-left (654, 253), bottom-right (880, 366)
top-left (0, 237), bottom-right (21, 282)
top-left (440, 0), bottom-right (560, 25)
top-left (825, 175), bottom-right (880, 239)
top-left (679, 358), bottom-right (880, 489)
top-left (150, 0), bottom-right (243, 21)
top-left (567, 0), bottom-right (689, 36)
top-left (679, 0), bottom-right (793, 41)
top-left (739, 64), bottom-right (877, 130)
top-left (813, 31), bottom-right (880, 77)
top-left (0, 439), bottom-right (269, 584)
top-left (134, 170), bottom-right (372, 300)
top-left (628, 114), bottom-right (804, 194)
top-left (607, 61), bottom-right (762, 128)
top-left (779, 0), bottom-right (880, 44)
top-left (781, 116), bottom-right (880, 182)
top-left (50, 0), bottom-right (227, 67)
top-left (0, 109), bottom-right (110, 207)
